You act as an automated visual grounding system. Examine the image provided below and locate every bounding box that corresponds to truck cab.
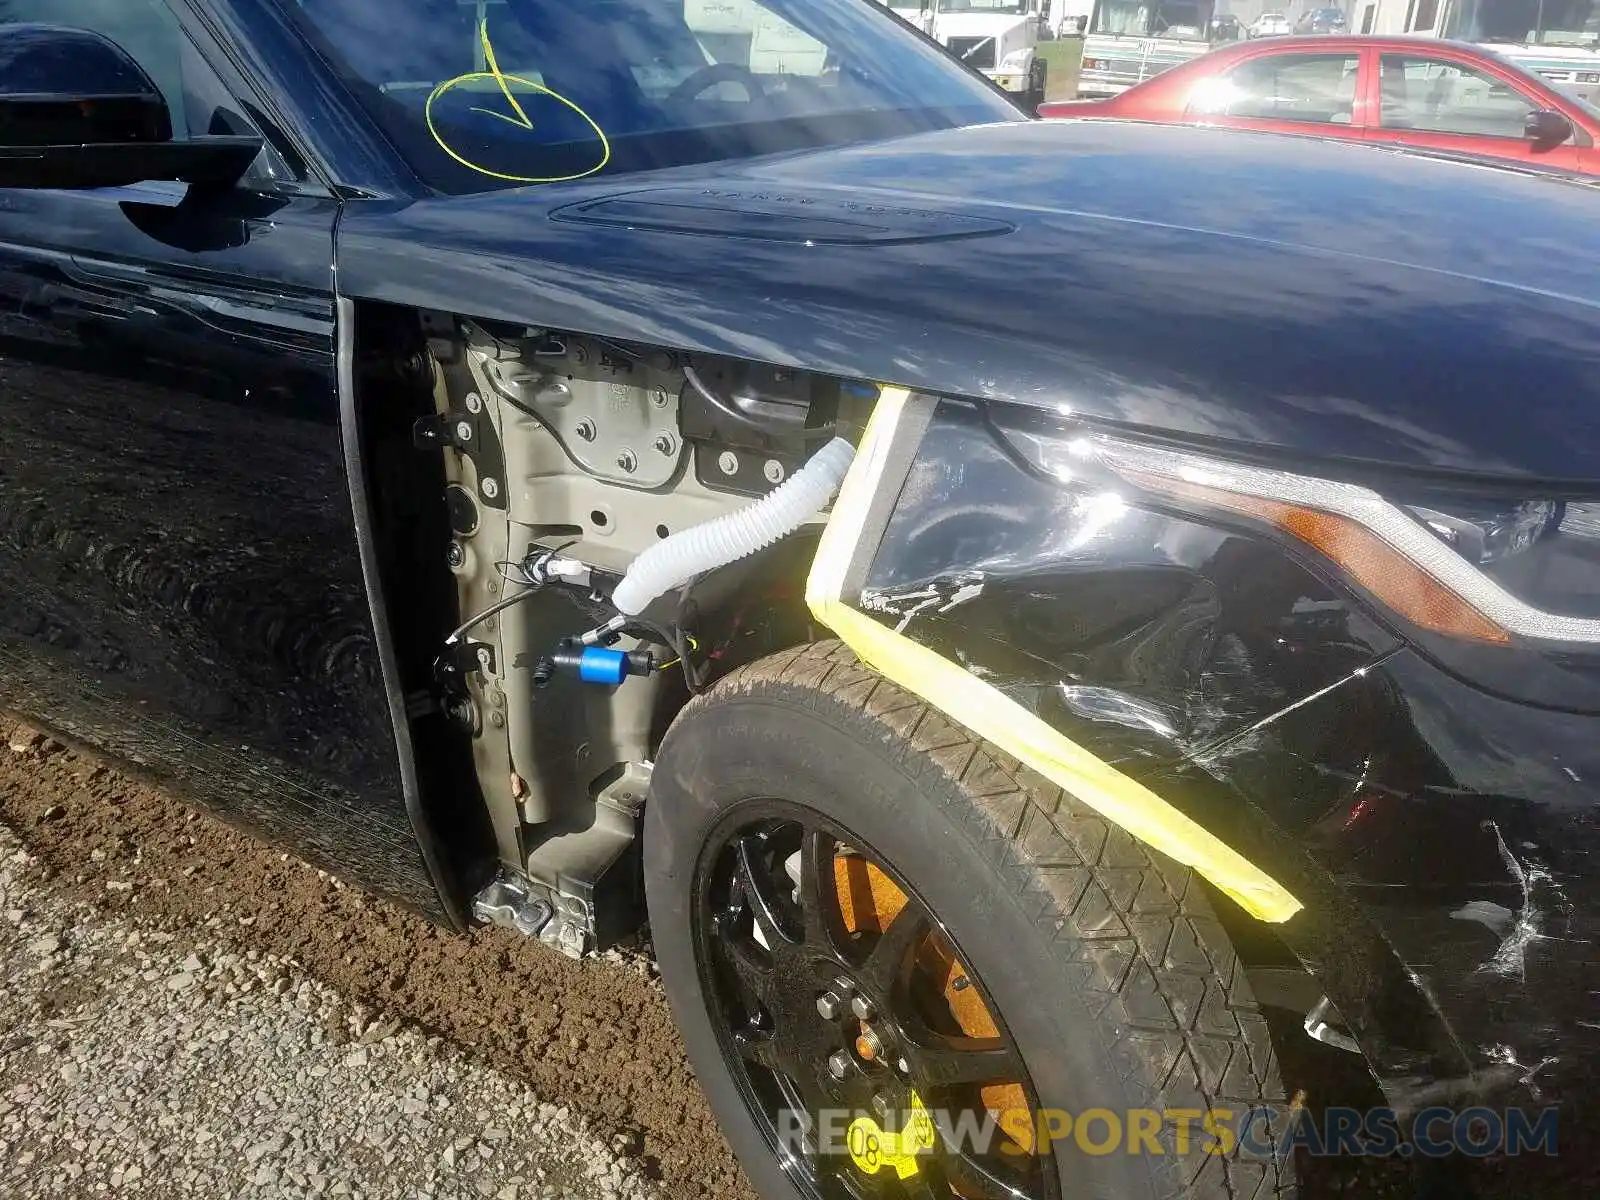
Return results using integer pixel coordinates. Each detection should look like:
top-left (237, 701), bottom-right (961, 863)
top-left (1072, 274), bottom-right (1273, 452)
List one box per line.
top-left (878, 0), bottom-right (1053, 108)
top-left (1079, 0), bottom-right (1223, 96)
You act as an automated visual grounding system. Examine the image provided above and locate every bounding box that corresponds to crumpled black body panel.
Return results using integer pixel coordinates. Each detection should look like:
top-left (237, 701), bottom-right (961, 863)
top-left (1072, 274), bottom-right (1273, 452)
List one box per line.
top-left (860, 399), bottom-right (1600, 1132)
top-left (862, 401), bottom-right (1398, 771)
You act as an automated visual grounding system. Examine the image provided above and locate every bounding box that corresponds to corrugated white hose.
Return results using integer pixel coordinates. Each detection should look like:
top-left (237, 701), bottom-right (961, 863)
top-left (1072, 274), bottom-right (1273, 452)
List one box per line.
top-left (609, 436), bottom-right (856, 617)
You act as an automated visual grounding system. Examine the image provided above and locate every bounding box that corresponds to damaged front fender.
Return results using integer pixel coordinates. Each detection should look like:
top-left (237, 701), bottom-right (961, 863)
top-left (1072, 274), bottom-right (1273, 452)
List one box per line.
top-left (807, 388), bottom-right (1317, 922)
top-left (809, 389), bottom-right (1600, 1116)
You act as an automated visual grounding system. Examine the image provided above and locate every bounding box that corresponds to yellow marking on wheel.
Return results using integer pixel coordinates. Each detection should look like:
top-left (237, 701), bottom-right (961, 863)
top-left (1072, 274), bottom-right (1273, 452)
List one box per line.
top-left (848, 1091), bottom-right (937, 1180)
top-left (832, 851), bottom-right (1035, 1160)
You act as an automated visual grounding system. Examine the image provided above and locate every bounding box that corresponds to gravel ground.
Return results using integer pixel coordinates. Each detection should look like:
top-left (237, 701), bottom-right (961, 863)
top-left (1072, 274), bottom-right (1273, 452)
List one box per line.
top-left (0, 719), bottom-right (753, 1200)
top-left (0, 820), bottom-right (654, 1200)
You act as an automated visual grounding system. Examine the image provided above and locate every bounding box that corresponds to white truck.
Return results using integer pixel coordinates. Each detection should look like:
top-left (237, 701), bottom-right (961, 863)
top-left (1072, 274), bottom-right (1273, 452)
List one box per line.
top-left (878, 0), bottom-right (1054, 110)
top-left (684, 0), bottom-right (831, 75)
top-left (1077, 0), bottom-right (1222, 98)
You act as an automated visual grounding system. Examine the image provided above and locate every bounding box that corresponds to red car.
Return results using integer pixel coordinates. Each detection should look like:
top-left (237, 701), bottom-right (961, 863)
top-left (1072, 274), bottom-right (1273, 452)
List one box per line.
top-left (1042, 36), bottom-right (1600, 175)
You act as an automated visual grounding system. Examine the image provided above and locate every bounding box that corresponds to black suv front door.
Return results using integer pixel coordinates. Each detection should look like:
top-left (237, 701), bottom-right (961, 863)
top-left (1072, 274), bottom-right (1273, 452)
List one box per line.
top-left (0, 0), bottom-right (442, 913)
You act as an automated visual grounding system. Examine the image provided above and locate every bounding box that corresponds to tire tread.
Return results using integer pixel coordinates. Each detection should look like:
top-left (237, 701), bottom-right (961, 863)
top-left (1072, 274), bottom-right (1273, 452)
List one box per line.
top-left (703, 639), bottom-right (1295, 1200)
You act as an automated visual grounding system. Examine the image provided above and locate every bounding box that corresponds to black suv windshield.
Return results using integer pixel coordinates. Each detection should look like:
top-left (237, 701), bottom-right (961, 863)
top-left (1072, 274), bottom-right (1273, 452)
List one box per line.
top-left (283, 0), bottom-right (1019, 194)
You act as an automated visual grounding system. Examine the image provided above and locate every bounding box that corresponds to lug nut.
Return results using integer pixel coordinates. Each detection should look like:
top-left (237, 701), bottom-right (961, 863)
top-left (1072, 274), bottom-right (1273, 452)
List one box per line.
top-left (827, 1050), bottom-right (852, 1080)
top-left (850, 994), bottom-right (876, 1021)
top-left (575, 419), bottom-right (597, 442)
top-left (654, 433), bottom-right (676, 456)
top-left (854, 1026), bottom-right (884, 1063)
top-left (816, 991), bottom-right (846, 1020)
top-left (616, 449), bottom-right (638, 474)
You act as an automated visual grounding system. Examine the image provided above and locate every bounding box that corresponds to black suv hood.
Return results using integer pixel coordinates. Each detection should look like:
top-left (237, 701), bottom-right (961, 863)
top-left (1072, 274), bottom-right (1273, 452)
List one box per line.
top-left (339, 119), bottom-right (1600, 483)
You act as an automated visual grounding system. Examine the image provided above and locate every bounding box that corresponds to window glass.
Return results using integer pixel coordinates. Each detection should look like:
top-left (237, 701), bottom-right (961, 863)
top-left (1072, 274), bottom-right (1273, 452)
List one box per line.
top-left (1550, 78), bottom-right (1600, 122)
top-left (1379, 55), bottom-right (1536, 137)
top-left (1188, 53), bottom-right (1360, 124)
top-left (1151, 1), bottom-right (1215, 37)
top-left (1442, 0), bottom-right (1600, 48)
top-left (930, 0), bottom-right (1031, 12)
top-left (1092, 0), bottom-right (1218, 39)
top-left (1092, 0), bottom-right (1153, 34)
top-left (283, 0), bottom-right (1018, 195)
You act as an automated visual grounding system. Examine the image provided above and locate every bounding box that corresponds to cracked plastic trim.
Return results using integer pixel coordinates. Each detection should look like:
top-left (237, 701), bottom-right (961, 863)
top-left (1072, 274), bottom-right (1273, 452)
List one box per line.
top-left (806, 387), bottom-right (1304, 924)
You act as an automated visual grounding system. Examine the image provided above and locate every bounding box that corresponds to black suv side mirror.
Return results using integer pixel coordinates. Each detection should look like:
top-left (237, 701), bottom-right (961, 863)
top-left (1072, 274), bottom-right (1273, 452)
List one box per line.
top-left (1524, 108), bottom-right (1574, 149)
top-left (0, 23), bottom-right (261, 189)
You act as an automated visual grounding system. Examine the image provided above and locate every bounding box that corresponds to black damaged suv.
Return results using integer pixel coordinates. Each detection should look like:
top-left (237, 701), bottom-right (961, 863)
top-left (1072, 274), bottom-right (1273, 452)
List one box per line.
top-left (2, 1), bottom-right (1599, 1198)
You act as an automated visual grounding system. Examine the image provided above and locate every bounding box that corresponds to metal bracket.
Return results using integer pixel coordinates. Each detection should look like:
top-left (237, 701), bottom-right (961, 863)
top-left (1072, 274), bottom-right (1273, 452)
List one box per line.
top-left (468, 328), bottom-right (684, 490)
top-left (471, 874), bottom-right (554, 938)
top-left (418, 351), bottom-right (510, 510)
top-left (464, 765), bottom-right (653, 959)
top-left (412, 411), bottom-right (474, 451)
top-left (432, 639), bottom-right (498, 732)
top-left (435, 638), bottom-right (496, 684)
top-left (520, 761), bottom-right (653, 958)
top-left (691, 442), bottom-right (803, 499)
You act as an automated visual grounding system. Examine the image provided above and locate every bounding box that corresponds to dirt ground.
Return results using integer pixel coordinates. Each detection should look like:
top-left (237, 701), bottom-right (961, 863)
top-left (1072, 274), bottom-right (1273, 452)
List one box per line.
top-left (7, 711), bottom-right (1595, 1200)
top-left (0, 716), bottom-right (754, 1200)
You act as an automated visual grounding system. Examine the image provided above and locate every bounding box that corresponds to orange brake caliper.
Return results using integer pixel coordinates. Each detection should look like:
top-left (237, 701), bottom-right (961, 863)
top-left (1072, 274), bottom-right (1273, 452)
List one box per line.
top-left (833, 854), bottom-right (1036, 1159)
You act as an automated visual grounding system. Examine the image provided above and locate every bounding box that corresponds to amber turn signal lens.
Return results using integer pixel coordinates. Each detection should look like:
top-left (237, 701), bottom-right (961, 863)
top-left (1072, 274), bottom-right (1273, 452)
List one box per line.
top-left (1128, 471), bottom-right (1512, 646)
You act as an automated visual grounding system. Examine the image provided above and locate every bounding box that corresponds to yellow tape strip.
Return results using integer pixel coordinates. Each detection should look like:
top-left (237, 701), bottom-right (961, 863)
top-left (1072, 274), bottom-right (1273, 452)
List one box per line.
top-left (806, 388), bottom-right (1303, 924)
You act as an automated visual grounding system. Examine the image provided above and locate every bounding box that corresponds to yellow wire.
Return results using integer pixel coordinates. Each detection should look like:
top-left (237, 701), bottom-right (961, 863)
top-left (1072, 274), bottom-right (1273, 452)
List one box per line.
top-left (658, 635), bottom-right (699, 671)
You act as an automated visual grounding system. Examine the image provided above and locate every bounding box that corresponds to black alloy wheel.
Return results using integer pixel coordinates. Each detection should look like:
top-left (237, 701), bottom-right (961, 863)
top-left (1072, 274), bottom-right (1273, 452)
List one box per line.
top-left (647, 641), bottom-right (1296, 1200)
top-left (697, 803), bottom-right (1059, 1199)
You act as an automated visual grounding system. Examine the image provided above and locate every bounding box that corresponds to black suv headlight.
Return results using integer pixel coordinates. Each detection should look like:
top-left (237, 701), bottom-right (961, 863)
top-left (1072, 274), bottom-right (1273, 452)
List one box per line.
top-left (996, 411), bottom-right (1600, 711)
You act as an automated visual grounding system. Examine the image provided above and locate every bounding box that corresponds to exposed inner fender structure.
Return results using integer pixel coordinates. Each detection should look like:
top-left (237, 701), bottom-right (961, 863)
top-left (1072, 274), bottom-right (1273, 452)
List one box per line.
top-left (413, 312), bottom-right (870, 956)
top-left (610, 437), bottom-right (854, 616)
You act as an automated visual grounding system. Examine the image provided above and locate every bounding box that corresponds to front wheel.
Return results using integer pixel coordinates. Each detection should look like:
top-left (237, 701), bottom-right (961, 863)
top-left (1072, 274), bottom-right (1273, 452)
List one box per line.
top-left (646, 641), bottom-right (1295, 1200)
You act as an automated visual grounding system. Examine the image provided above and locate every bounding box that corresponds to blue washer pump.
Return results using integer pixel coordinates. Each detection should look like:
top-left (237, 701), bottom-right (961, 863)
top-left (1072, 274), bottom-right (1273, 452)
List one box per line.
top-left (551, 642), bottom-right (655, 685)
